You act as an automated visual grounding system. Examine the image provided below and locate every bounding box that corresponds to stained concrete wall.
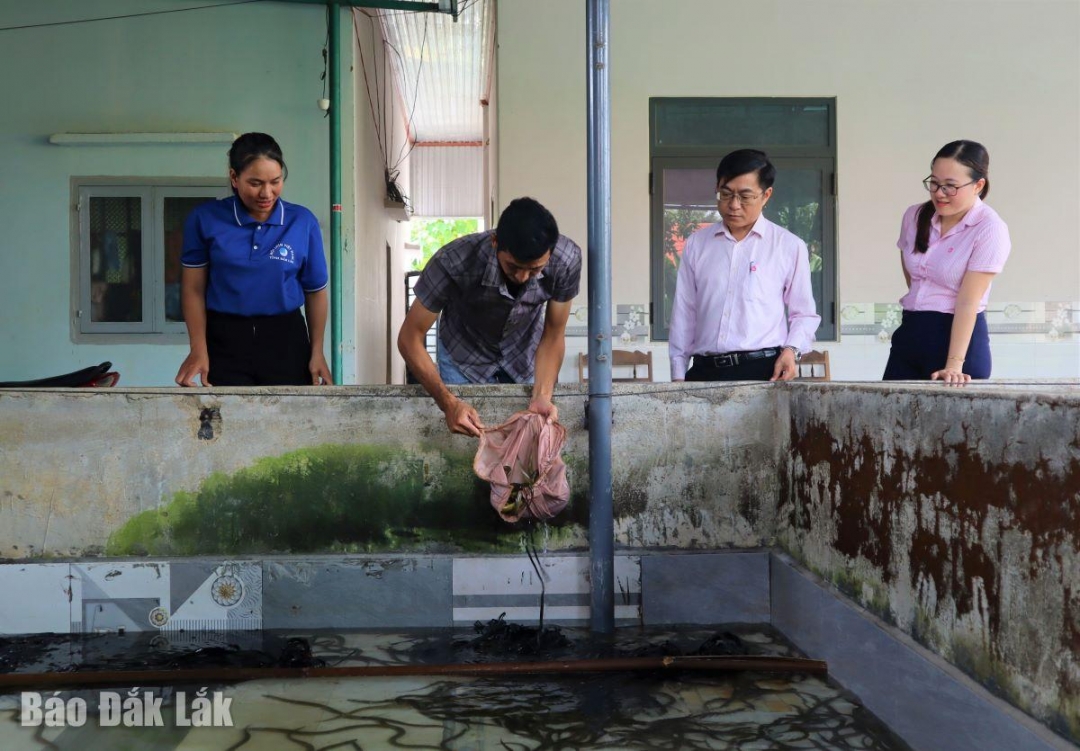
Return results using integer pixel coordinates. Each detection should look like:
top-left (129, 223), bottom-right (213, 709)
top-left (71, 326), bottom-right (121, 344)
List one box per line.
top-left (0, 383), bottom-right (781, 559)
top-left (777, 383), bottom-right (1080, 742)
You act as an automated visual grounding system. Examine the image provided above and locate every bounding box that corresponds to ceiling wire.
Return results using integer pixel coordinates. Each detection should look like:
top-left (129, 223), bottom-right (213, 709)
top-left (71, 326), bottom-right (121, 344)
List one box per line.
top-left (0, 0), bottom-right (264, 32)
top-left (390, 12), bottom-right (429, 171)
top-left (353, 8), bottom-right (411, 211)
top-left (353, 9), bottom-right (388, 167)
top-left (373, 12), bottom-right (386, 164)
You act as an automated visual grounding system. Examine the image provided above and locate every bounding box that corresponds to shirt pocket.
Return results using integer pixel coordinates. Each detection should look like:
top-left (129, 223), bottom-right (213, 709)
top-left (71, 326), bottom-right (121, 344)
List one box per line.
top-left (746, 260), bottom-right (784, 304)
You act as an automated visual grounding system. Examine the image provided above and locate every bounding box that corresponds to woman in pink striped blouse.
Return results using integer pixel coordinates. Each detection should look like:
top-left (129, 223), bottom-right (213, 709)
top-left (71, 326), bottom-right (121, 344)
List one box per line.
top-left (883, 140), bottom-right (1011, 384)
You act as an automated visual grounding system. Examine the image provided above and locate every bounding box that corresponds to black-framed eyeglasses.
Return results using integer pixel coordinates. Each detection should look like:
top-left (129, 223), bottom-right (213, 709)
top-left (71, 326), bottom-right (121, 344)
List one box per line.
top-left (923, 177), bottom-right (976, 197)
top-left (717, 189), bottom-right (763, 205)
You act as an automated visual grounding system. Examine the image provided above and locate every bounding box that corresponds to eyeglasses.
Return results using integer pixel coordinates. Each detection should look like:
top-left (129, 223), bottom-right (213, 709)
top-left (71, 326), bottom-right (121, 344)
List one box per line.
top-left (923, 177), bottom-right (976, 197)
top-left (717, 190), bottom-right (763, 205)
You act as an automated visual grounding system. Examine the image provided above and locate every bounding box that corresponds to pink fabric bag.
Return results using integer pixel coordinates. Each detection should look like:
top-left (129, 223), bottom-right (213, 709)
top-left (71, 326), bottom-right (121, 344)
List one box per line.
top-left (473, 411), bottom-right (570, 523)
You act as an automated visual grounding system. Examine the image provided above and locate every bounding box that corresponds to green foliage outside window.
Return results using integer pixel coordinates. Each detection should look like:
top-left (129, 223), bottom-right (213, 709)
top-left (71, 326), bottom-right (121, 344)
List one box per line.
top-left (662, 207), bottom-right (719, 329)
top-left (410, 217), bottom-right (480, 270)
top-left (772, 201), bottom-right (823, 271)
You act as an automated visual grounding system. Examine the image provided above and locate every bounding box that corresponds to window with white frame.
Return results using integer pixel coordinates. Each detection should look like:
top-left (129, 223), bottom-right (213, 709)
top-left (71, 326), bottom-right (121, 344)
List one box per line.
top-left (75, 181), bottom-right (229, 337)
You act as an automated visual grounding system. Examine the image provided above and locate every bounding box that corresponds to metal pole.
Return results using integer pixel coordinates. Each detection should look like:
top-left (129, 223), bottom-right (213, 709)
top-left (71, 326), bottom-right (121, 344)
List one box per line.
top-left (586, 0), bottom-right (613, 634)
top-left (329, 1), bottom-right (344, 383)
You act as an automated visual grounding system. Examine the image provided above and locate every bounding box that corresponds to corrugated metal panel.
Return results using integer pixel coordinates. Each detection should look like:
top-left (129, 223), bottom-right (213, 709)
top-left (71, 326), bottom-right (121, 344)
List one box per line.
top-left (410, 144), bottom-right (484, 216)
top-left (375, 0), bottom-right (491, 142)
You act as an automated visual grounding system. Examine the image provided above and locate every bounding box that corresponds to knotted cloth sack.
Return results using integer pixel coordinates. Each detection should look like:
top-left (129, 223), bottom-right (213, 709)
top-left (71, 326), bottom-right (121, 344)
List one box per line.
top-left (473, 411), bottom-right (570, 523)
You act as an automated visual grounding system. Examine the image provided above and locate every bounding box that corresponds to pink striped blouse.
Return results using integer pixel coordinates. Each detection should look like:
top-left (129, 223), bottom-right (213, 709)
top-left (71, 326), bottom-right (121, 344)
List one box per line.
top-left (897, 198), bottom-right (1011, 313)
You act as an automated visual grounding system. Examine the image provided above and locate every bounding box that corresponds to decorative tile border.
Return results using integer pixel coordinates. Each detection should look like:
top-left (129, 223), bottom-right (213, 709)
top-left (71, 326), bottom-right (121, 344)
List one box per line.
top-left (0, 561), bottom-right (262, 635)
top-left (567, 301), bottom-right (1079, 342)
top-left (452, 555), bottom-right (641, 625)
top-left (0, 555), bottom-right (641, 635)
top-left (840, 301), bottom-right (1079, 341)
top-left (566, 304), bottom-right (651, 341)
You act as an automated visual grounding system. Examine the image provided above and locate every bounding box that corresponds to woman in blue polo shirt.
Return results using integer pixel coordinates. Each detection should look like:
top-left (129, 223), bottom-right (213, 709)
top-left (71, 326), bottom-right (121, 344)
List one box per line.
top-left (175, 133), bottom-right (331, 386)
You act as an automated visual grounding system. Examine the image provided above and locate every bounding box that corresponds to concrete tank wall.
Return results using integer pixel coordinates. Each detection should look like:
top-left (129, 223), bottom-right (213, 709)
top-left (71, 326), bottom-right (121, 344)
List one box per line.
top-left (777, 383), bottom-right (1080, 741)
top-left (0, 383), bottom-right (782, 559)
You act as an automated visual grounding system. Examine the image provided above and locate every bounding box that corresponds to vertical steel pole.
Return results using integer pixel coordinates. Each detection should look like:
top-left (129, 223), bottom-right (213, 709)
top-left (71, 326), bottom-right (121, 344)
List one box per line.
top-left (586, 0), bottom-right (613, 634)
top-left (329, 1), bottom-right (344, 383)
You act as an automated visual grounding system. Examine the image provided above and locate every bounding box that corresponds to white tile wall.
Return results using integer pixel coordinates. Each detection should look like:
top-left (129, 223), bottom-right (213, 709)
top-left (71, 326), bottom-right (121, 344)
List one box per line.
top-left (0, 564), bottom-right (71, 634)
top-left (452, 555), bottom-right (641, 624)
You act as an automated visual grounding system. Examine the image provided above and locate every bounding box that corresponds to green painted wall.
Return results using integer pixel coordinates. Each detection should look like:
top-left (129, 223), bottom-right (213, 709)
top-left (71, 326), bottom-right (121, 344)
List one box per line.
top-left (0, 1), bottom-right (354, 385)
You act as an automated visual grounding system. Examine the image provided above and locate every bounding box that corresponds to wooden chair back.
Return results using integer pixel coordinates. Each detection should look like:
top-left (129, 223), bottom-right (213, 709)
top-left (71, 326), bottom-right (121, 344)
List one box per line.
top-left (796, 350), bottom-right (831, 381)
top-left (578, 350), bottom-right (654, 383)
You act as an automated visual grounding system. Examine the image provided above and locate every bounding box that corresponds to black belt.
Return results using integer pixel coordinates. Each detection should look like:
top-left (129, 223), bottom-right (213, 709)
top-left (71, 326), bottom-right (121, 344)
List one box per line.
top-left (694, 348), bottom-right (780, 368)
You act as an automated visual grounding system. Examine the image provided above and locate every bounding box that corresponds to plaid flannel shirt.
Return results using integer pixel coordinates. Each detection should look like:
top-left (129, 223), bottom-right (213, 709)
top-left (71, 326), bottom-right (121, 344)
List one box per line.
top-left (413, 230), bottom-right (582, 383)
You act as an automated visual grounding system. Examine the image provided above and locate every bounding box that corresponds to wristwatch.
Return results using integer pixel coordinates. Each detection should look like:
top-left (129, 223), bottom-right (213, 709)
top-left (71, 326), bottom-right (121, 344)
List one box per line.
top-left (783, 345), bottom-right (802, 363)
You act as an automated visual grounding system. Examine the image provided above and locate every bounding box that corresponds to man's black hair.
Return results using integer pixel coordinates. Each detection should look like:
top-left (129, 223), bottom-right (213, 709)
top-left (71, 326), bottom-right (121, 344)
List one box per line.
top-left (716, 149), bottom-right (775, 190)
top-left (495, 197), bottom-right (559, 262)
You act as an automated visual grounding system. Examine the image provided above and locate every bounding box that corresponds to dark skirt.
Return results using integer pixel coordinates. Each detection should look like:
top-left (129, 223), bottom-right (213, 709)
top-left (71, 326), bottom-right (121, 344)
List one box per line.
top-left (882, 310), bottom-right (991, 380)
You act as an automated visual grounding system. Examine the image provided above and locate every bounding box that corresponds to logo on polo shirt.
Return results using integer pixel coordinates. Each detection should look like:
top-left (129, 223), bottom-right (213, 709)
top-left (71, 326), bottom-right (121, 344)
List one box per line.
top-left (269, 243), bottom-right (296, 264)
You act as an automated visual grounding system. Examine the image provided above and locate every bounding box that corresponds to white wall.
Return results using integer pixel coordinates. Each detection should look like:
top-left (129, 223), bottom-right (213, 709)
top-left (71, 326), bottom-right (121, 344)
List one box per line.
top-left (350, 9), bottom-right (412, 385)
top-left (0, 1), bottom-right (340, 386)
top-left (497, 0), bottom-right (1080, 381)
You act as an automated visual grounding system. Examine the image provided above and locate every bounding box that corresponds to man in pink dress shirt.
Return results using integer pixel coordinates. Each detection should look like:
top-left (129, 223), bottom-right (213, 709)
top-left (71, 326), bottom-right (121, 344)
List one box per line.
top-left (669, 149), bottom-right (821, 382)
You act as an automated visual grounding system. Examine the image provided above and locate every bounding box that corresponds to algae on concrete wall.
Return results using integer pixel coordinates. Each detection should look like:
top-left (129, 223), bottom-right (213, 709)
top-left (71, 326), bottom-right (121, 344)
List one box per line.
top-left (107, 444), bottom-right (581, 556)
top-left (1, 385), bottom-right (779, 558)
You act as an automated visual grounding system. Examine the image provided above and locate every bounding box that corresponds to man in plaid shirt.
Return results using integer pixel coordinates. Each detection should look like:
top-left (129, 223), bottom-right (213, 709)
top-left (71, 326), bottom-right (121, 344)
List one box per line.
top-left (398, 198), bottom-right (582, 436)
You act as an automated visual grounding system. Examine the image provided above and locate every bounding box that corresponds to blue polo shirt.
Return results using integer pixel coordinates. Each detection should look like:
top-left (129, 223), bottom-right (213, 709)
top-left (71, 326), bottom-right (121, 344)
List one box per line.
top-left (181, 196), bottom-right (328, 316)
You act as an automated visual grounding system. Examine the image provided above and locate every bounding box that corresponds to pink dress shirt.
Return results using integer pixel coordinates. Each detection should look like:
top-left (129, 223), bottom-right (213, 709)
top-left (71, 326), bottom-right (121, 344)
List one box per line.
top-left (668, 216), bottom-right (821, 380)
top-left (897, 198), bottom-right (1011, 313)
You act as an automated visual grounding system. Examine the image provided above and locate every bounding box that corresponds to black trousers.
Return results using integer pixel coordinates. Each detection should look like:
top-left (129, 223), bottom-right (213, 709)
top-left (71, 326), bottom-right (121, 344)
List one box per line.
top-left (206, 309), bottom-right (312, 386)
top-left (883, 311), bottom-right (991, 380)
top-left (686, 352), bottom-right (780, 382)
